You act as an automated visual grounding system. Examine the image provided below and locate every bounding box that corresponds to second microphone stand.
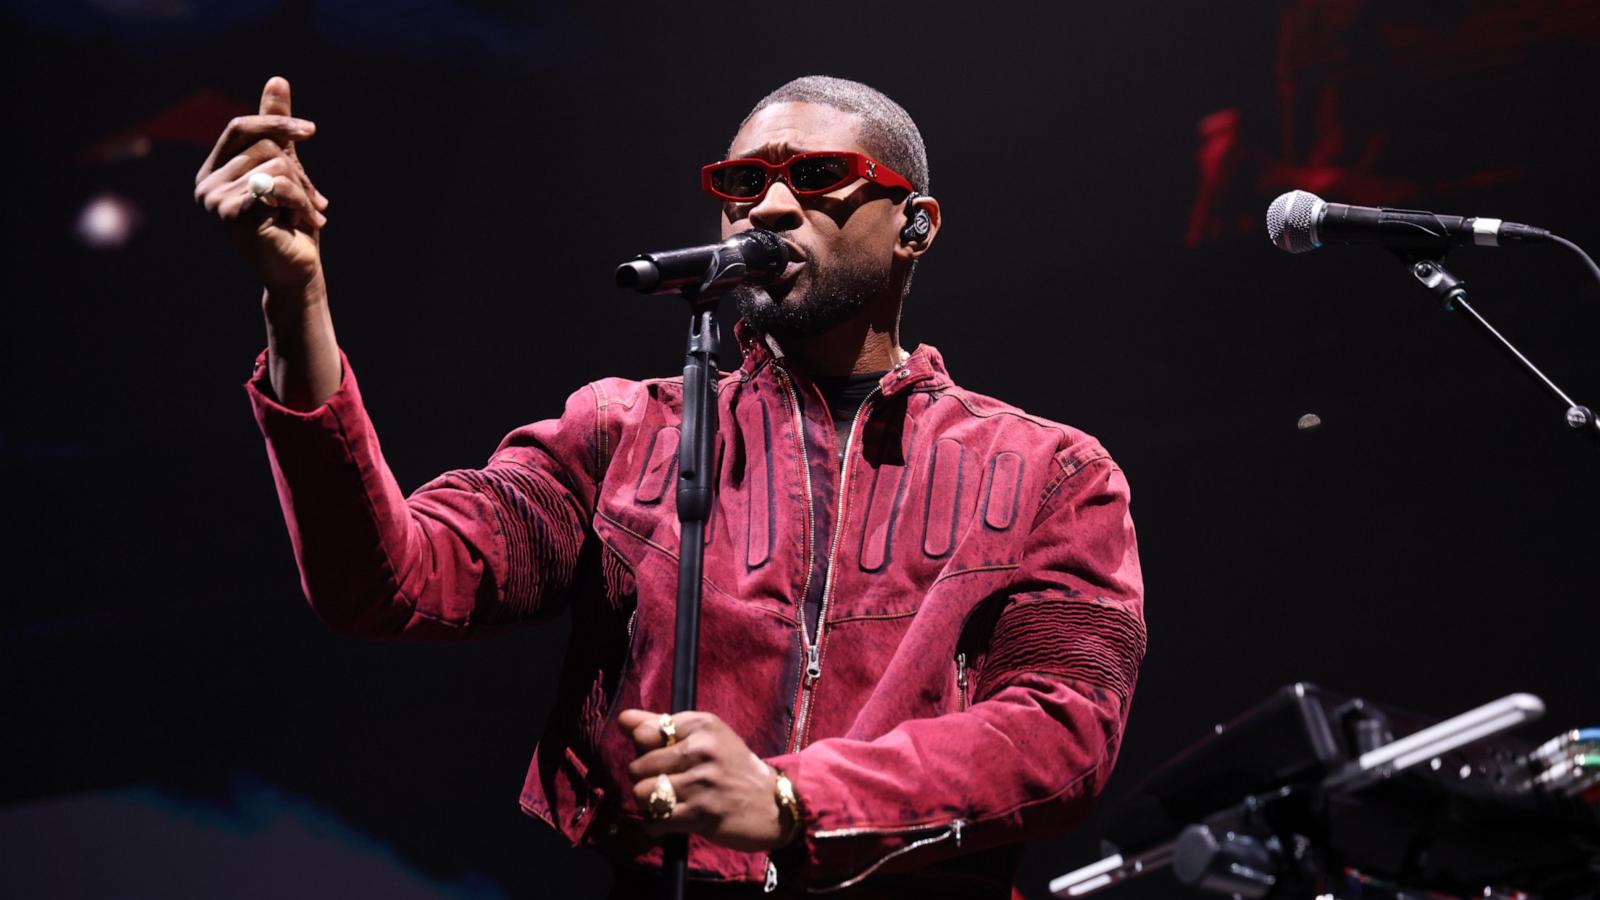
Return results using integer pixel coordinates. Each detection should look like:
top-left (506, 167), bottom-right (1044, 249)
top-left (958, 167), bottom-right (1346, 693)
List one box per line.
top-left (1400, 254), bottom-right (1600, 448)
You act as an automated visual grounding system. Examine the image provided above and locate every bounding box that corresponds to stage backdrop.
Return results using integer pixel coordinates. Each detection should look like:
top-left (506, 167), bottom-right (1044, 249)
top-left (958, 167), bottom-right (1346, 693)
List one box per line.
top-left (4, 2), bottom-right (1598, 897)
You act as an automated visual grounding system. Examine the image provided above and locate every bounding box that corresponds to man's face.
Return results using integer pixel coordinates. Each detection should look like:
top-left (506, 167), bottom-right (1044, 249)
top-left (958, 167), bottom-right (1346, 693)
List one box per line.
top-left (719, 102), bottom-right (905, 338)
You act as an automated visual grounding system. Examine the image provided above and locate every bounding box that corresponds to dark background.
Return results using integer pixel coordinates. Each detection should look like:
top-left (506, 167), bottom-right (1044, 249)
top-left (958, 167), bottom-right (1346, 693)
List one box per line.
top-left (4, 1), bottom-right (1598, 897)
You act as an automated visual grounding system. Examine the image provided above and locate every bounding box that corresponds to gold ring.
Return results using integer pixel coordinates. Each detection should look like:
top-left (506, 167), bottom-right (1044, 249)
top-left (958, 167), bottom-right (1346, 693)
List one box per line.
top-left (658, 713), bottom-right (677, 747)
top-left (647, 773), bottom-right (675, 820)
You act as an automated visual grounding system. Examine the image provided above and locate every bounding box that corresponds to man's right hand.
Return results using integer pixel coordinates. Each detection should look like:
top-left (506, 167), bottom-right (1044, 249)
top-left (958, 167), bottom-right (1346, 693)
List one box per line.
top-left (194, 76), bottom-right (330, 300)
top-left (197, 76), bottom-right (342, 410)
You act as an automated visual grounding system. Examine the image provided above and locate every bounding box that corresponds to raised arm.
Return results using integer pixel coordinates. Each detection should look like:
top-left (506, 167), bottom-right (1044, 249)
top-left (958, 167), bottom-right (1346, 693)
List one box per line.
top-left (194, 75), bottom-right (339, 410)
top-left (203, 77), bottom-right (598, 639)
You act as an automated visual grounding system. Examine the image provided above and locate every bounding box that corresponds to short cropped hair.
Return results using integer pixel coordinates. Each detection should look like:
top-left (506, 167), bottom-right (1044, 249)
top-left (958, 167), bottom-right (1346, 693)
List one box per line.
top-left (736, 75), bottom-right (930, 195)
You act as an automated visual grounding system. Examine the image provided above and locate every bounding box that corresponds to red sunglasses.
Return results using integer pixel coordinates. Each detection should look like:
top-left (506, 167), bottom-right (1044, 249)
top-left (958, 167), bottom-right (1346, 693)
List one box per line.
top-left (701, 151), bottom-right (914, 202)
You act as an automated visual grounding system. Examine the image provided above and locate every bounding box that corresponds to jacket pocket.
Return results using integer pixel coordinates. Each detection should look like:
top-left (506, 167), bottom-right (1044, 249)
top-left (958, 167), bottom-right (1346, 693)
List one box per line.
top-left (601, 603), bottom-right (642, 726)
top-left (560, 746), bottom-right (604, 843)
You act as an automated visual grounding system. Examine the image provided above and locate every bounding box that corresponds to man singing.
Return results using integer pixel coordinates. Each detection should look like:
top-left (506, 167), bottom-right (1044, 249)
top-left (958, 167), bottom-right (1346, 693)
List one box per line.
top-left (196, 74), bottom-right (1146, 898)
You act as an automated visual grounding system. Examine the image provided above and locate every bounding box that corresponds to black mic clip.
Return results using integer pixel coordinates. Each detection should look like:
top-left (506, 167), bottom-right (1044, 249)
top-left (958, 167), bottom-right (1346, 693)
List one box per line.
top-left (1402, 256), bottom-right (1467, 312)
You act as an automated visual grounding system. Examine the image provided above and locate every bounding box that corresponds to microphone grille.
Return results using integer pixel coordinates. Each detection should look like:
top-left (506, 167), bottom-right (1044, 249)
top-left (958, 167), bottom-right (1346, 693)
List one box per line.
top-left (736, 228), bottom-right (788, 267)
top-left (1266, 190), bottom-right (1324, 254)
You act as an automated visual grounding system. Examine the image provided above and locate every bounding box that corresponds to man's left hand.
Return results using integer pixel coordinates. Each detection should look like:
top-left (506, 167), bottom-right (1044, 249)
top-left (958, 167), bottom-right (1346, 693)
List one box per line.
top-left (618, 708), bottom-right (789, 852)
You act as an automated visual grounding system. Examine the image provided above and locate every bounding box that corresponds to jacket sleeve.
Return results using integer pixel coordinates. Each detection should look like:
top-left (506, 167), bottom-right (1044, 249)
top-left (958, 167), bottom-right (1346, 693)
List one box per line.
top-left (246, 350), bottom-right (600, 640)
top-left (764, 451), bottom-right (1146, 891)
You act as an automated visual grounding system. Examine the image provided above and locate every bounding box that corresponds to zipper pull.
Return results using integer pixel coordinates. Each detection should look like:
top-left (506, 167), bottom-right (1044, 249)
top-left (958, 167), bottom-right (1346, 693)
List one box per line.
top-left (805, 643), bottom-right (822, 683)
top-left (951, 818), bottom-right (966, 848)
top-left (764, 858), bottom-right (779, 893)
top-left (956, 653), bottom-right (967, 692)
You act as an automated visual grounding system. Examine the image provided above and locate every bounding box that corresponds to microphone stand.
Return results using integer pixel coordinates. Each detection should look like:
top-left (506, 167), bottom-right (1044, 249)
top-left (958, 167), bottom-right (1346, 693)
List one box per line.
top-left (616, 230), bottom-right (784, 900)
top-left (1400, 254), bottom-right (1600, 448)
top-left (664, 284), bottom-right (720, 900)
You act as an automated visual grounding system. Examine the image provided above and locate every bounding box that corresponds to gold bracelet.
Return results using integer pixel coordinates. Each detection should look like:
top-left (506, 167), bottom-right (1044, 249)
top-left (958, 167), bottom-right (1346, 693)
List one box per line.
top-left (770, 765), bottom-right (802, 845)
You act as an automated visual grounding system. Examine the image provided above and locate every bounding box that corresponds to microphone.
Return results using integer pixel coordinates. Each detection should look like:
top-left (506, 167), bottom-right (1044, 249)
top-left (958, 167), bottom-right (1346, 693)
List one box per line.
top-left (1266, 190), bottom-right (1549, 255)
top-left (616, 230), bottom-right (789, 295)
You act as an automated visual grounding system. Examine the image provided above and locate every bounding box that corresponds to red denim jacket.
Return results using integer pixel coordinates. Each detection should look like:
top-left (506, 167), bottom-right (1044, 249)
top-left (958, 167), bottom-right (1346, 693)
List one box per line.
top-left (246, 325), bottom-right (1146, 897)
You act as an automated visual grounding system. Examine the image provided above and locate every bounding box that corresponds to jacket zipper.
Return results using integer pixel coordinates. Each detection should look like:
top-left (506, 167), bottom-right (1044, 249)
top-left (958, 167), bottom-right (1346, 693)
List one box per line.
top-left (956, 652), bottom-right (969, 711)
top-left (808, 818), bottom-right (968, 892)
top-left (766, 365), bottom-right (915, 891)
top-left (767, 817), bottom-right (968, 894)
top-left (795, 387), bottom-right (881, 749)
top-left (774, 367), bottom-right (818, 753)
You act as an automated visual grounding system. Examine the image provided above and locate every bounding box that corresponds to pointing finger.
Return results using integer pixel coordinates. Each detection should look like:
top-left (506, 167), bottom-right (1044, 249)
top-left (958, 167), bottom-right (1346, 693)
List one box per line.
top-left (259, 75), bottom-right (292, 117)
top-left (258, 76), bottom-right (302, 162)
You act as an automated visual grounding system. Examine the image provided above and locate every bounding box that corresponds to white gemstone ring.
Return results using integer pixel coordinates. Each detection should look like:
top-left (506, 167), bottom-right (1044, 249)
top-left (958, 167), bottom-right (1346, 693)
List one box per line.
top-left (247, 172), bottom-right (276, 200)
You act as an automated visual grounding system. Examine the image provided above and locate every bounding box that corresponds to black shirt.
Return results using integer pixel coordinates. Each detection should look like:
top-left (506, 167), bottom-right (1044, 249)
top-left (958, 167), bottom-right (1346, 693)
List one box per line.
top-left (812, 371), bottom-right (886, 454)
top-left (798, 371), bottom-right (885, 642)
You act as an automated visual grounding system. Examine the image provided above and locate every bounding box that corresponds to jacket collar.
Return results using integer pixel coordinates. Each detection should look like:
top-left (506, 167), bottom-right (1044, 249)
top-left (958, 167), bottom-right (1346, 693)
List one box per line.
top-left (734, 318), bottom-right (950, 399)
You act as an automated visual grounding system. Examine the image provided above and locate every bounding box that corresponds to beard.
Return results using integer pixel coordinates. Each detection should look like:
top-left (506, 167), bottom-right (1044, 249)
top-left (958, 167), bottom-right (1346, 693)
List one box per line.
top-left (733, 250), bottom-right (891, 340)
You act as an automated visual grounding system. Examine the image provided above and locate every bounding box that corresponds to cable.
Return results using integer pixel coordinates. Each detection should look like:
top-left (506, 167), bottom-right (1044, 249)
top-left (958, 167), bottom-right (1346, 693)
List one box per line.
top-left (1547, 233), bottom-right (1600, 290)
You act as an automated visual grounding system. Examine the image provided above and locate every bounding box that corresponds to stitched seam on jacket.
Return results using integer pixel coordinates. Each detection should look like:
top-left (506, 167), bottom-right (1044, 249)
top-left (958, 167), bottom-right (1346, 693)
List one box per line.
top-left (1035, 452), bottom-right (1115, 527)
top-left (596, 508), bottom-right (676, 559)
top-left (940, 389), bottom-right (1076, 434)
top-left (826, 608), bottom-right (920, 624)
top-left (438, 461), bottom-right (583, 623)
top-left (594, 508), bottom-right (749, 610)
top-left (930, 562), bottom-right (1020, 589)
top-left (518, 798), bottom-right (561, 831)
top-left (626, 372), bottom-right (740, 399)
top-left (978, 596), bottom-right (1145, 706)
top-left (588, 381), bottom-right (609, 482)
